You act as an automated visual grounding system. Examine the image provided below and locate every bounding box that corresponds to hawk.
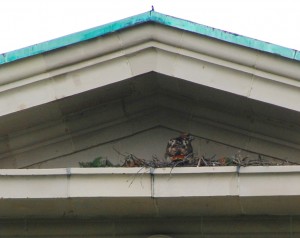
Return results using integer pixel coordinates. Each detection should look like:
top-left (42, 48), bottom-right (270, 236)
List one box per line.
top-left (165, 133), bottom-right (194, 161)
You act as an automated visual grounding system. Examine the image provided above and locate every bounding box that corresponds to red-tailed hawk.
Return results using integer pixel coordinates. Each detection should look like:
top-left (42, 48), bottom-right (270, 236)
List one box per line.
top-left (165, 133), bottom-right (194, 161)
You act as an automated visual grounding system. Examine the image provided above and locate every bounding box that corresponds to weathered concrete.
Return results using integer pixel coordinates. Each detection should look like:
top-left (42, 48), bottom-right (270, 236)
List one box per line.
top-left (1, 167), bottom-right (300, 218)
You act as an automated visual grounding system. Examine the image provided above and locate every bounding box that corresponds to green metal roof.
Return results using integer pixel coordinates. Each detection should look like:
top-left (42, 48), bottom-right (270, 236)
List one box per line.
top-left (1, 11), bottom-right (300, 65)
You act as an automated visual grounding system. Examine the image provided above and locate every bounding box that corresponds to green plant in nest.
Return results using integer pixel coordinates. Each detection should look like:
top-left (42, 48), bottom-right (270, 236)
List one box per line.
top-left (79, 157), bottom-right (114, 168)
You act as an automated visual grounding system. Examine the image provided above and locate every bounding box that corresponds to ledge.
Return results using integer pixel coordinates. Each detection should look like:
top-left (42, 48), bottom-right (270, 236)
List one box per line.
top-left (0, 166), bottom-right (300, 218)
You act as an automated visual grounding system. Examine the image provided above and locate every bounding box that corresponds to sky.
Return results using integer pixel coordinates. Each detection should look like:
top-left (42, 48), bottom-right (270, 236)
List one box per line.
top-left (1, 0), bottom-right (300, 54)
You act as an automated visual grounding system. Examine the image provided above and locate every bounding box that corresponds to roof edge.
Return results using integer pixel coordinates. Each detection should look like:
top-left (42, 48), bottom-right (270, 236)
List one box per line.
top-left (0, 11), bottom-right (152, 64)
top-left (1, 11), bottom-right (300, 65)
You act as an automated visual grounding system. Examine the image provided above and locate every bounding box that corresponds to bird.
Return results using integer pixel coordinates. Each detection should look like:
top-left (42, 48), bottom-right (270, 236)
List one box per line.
top-left (165, 133), bottom-right (194, 161)
top-left (151, 5), bottom-right (155, 11)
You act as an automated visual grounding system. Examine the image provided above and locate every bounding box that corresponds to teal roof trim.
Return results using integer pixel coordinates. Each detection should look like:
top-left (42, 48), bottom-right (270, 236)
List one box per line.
top-left (151, 12), bottom-right (298, 60)
top-left (1, 11), bottom-right (299, 65)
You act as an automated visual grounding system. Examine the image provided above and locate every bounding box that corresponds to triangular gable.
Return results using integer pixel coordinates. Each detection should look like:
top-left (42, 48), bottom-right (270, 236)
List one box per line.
top-left (0, 12), bottom-right (300, 169)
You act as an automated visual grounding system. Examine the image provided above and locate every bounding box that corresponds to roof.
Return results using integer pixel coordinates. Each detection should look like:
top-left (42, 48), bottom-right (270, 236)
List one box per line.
top-left (1, 11), bottom-right (300, 65)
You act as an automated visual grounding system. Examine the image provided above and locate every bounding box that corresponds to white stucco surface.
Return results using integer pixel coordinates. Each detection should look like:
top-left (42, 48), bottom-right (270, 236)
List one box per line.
top-left (1, 166), bottom-right (300, 218)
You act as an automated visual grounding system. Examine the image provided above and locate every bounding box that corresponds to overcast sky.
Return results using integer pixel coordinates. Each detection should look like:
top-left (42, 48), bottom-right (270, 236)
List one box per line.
top-left (1, 0), bottom-right (299, 54)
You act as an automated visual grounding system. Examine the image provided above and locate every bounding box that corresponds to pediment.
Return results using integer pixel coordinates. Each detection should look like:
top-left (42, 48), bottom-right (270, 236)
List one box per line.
top-left (0, 72), bottom-right (299, 168)
top-left (2, 13), bottom-right (300, 236)
top-left (1, 18), bottom-right (300, 168)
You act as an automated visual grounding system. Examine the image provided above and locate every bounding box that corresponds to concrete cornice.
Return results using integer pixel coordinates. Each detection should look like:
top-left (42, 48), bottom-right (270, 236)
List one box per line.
top-left (0, 25), bottom-right (300, 119)
top-left (1, 166), bottom-right (300, 218)
top-left (1, 25), bottom-right (300, 85)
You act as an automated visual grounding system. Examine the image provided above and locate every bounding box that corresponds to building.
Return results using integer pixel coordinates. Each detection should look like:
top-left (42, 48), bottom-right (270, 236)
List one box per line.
top-left (0, 11), bottom-right (300, 237)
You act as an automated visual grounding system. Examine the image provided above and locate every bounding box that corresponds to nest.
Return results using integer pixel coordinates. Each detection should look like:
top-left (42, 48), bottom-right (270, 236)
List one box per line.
top-left (79, 151), bottom-right (299, 168)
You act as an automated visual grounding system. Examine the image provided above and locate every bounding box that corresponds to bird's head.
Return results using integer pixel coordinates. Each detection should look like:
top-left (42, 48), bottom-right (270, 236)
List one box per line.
top-left (180, 132), bottom-right (194, 141)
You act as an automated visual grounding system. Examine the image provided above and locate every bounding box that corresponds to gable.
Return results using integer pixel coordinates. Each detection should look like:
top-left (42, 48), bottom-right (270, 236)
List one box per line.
top-left (0, 16), bottom-right (300, 168)
top-left (2, 14), bottom-right (300, 233)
